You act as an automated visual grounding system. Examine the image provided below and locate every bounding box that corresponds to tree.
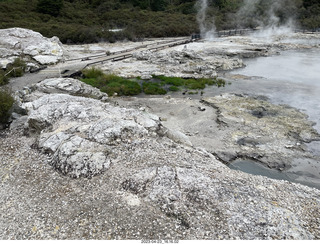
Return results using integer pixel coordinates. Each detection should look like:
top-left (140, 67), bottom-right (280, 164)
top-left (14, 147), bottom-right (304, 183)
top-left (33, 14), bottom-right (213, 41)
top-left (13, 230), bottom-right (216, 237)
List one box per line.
top-left (151, 0), bottom-right (168, 11)
top-left (36, 0), bottom-right (63, 17)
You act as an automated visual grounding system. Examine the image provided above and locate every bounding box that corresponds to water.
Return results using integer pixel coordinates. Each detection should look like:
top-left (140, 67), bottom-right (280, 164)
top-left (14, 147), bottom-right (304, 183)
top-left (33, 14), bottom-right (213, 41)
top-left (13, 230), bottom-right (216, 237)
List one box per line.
top-left (235, 49), bottom-right (320, 86)
top-left (229, 49), bottom-right (320, 131)
top-left (226, 49), bottom-right (320, 189)
top-left (230, 159), bottom-right (320, 190)
top-left (229, 159), bottom-right (290, 181)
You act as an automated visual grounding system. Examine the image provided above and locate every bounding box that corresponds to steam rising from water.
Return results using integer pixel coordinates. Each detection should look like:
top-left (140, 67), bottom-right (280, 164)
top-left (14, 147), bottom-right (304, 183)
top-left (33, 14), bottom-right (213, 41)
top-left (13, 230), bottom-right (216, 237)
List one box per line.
top-left (236, 0), bottom-right (297, 36)
top-left (196, 0), bottom-right (299, 40)
top-left (196, 0), bottom-right (216, 40)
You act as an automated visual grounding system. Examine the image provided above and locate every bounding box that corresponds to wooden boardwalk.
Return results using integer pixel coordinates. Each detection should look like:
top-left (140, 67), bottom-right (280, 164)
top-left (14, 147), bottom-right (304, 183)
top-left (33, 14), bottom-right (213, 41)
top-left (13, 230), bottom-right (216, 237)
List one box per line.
top-left (8, 37), bottom-right (195, 90)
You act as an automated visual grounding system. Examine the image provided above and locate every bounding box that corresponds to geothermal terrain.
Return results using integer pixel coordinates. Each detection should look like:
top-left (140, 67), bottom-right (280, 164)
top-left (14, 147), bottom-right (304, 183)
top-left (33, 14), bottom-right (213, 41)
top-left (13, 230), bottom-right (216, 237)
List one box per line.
top-left (1, 28), bottom-right (320, 239)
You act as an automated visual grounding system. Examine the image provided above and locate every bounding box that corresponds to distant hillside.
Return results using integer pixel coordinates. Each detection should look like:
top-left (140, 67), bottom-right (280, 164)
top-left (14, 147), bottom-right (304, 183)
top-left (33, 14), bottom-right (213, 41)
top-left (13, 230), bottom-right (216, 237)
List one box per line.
top-left (0, 0), bottom-right (198, 43)
top-left (0, 0), bottom-right (319, 44)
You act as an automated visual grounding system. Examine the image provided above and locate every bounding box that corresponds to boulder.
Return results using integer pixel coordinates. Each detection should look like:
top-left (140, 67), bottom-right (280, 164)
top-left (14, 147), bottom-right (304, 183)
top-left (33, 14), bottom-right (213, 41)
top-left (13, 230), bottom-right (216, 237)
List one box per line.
top-left (14, 78), bottom-right (108, 104)
top-left (0, 28), bottom-right (64, 67)
top-left (33, 78), bottom-right (108, 101)
top-left (23, 93), bottom-right (162, 178)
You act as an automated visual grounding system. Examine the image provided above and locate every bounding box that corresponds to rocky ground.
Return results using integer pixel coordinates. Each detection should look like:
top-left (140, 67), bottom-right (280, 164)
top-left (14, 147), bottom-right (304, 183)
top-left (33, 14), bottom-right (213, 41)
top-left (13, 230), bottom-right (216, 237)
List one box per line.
top-left (1, 77), bottom-right (320, 240)
top-left (1, 28), bottom-right (320, 240)
top-left (95, 32), bottom-right (320, 79)
top-left (114, 94), bottom-right (320, 170)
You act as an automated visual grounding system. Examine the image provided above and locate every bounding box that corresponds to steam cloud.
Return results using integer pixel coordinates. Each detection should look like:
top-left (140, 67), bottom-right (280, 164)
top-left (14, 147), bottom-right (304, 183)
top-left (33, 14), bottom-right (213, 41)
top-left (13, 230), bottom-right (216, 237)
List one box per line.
top-left (196, 0), bottom-right (216, 40)
top-left (236, 0), bottom-right (297, 36)
top-left (196, 0), bottom-right (299, 40)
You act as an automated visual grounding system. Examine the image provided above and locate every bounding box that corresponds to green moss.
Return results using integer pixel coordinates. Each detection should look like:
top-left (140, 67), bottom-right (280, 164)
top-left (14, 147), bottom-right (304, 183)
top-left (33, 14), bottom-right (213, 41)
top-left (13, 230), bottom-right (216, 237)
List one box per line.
top-left (216, 78), bottom-right (226, 87)
top-left (120, 80), bottom-right (142, 96)
top-left (101, 82), bottom-right (121, 96)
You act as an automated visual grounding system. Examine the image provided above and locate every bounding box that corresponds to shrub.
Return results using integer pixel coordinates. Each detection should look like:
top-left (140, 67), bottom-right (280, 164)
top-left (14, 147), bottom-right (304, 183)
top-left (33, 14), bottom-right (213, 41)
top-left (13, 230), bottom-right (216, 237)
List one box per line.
top-left (36, 0), bottom-right (63, 17)
top-left (0, 70), bottom-right (9, 86)
top-left (0, 89), bottom-right (14, 124)
top-left (6, 58), bottom-right (26, 78)
top-left (215, 78), bottom-right (226, 87)
top-left (82, 67), bottom-right (105, 79)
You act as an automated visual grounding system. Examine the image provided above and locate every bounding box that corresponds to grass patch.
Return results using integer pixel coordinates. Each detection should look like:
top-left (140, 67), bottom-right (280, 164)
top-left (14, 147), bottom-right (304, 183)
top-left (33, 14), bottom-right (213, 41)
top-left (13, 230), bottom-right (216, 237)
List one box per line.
top-left (153, 75), bottom-right (226, 91)
top-left (142, 82), bottom-right (167, 95)
top-left (155, 75), bottom-right (185, 86)
top-left (184, 79), bottom-right (206, 90)
top-left (81, 68), bottom-right (227, 97)
top-left (169, 86), bottom-right (180, 92)
top-left (188, 91), bottom-right (198, 95)
top-left (81, 68), bottom-right (141, 96)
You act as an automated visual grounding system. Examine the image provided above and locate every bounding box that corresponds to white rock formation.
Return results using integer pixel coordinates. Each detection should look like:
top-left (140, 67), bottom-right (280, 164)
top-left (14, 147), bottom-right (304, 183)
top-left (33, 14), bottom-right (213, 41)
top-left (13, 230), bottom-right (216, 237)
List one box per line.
top-left (14, 78), bottom-right (168, 178)
top-left (102, 48), bottom-right (243, 79)
top-left (0, 28), bottom-right (64, 68)
top-left (23, 93), bottom-right (162, 178)
top-left (25, 78), bottom-right (108, 101)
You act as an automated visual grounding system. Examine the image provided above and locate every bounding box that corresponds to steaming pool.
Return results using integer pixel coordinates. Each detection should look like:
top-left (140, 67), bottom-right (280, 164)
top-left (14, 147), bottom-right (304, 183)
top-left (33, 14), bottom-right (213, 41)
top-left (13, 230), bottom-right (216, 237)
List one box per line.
top-left (230, 48), bottom-right (320, 131)
top-left (223, 48), bottom-right (320, 189)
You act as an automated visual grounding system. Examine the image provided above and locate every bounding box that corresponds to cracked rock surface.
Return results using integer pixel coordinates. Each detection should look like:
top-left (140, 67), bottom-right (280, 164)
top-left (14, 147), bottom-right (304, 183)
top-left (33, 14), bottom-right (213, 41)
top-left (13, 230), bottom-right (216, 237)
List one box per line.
top-left (1, 127), bottom-right (320, 239)
top-left (202, 94), bottom-right (320, 169)
top-left (114, 94), bottom-right (320, 188)
top-left (23, 92), bottom-right (162, 178)
top-left (1, 78), bottom-right (320, 239)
